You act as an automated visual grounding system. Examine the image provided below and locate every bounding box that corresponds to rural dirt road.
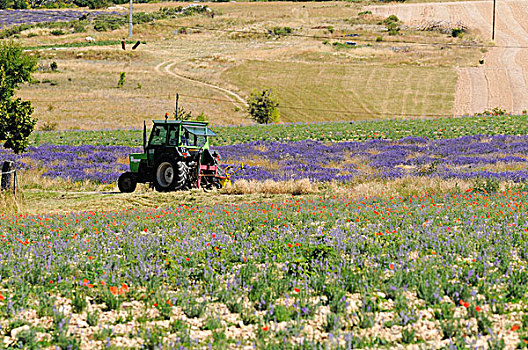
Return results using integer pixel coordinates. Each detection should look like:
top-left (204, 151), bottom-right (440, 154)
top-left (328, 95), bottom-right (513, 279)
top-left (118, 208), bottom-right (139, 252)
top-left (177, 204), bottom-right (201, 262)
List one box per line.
top-left (154, 60), bottom-right (248, 110)
top-left (368, 0), bottom-right (528, 116)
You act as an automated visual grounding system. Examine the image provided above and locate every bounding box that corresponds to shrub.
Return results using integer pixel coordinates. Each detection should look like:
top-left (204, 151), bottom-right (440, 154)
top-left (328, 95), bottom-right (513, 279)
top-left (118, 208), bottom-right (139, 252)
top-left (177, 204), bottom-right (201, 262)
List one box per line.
top-left (452, 28), bottom-right (464, 37)
top-left (384, 15), bottom-right (400, 36)
top-left (247, 88), bottom-right (280, 124)
top-left (117, 72), bottom-right (126, 88)
top-left (272, 26), bottom-right (292, 36)
top-left (50, 29), bottom-right (64, 36)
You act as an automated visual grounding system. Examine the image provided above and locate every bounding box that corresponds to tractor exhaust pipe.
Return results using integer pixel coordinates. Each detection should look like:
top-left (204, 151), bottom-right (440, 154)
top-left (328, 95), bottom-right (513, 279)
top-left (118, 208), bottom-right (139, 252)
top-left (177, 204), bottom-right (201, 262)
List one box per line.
top-left (143, 120), bottom-right (147, 151)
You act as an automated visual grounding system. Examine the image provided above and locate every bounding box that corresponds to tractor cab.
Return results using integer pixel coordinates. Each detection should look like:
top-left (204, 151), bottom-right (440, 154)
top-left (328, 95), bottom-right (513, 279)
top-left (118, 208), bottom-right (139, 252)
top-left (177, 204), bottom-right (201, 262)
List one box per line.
top-left (147, 120), bottom-right (216, 149)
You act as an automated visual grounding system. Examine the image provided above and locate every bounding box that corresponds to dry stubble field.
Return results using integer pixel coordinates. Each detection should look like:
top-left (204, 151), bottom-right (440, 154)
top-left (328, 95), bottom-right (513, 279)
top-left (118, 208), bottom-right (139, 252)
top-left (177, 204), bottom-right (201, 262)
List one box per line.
top-left (13, 1), bottom-right (481, 130)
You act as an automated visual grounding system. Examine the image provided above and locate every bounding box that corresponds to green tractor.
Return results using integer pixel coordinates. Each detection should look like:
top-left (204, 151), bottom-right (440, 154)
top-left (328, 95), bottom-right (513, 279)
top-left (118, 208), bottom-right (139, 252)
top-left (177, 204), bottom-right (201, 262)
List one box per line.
top-left (118, 117), bottom-right (222, 193)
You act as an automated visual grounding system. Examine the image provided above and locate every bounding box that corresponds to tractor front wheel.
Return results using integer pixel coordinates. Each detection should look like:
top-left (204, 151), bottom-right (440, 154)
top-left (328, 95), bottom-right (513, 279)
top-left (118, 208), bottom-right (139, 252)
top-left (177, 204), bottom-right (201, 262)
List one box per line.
top-left (118, 172), bottom-right (137, 193)
top-left (154, 158), bottom-right (188, 192)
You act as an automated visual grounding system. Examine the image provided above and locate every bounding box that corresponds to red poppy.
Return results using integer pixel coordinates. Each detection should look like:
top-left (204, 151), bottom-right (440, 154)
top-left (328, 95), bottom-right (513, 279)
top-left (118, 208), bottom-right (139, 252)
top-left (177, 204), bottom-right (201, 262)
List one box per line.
top-left (389, 264), bottom-right (394, 270)
top-left (0, 294), bottom-right (4, 301)
top-left (262, 326), bottom-right (269, 331)
top-left (475, 306), bottom-right (481, 312)
top-left (154, 303), bottom-right (158, 307)
top-left (463, 302), bottom-right (470, 308)
top-left (294, 288), bottom-right (300, 293)
top-left (512, 325), bottom-right (520, 332)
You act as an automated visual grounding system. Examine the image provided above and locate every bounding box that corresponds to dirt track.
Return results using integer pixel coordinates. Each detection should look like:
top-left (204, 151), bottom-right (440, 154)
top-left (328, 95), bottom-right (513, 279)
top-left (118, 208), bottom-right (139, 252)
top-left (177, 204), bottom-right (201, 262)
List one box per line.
top-left (368, 0), bottom-right (528, 116)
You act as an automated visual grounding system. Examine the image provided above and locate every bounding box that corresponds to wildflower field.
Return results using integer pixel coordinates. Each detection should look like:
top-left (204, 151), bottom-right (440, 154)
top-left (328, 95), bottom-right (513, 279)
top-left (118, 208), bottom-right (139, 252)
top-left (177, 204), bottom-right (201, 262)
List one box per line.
top-left (2, 191), bottom-right (528, 348)
top-left (3, 115), bottom-right (528, 348)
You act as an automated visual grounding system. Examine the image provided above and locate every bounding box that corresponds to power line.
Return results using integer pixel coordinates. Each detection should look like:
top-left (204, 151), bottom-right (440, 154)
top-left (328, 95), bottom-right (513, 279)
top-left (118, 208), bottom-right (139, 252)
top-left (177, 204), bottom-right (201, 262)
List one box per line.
top-left (28, 94), bottom-right (462, 118)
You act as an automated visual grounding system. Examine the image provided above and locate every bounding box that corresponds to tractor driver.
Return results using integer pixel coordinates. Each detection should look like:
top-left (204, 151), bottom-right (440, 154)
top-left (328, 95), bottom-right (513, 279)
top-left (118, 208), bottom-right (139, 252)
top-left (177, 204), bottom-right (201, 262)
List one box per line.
top-left (181, 130), bottom-right (191, 147)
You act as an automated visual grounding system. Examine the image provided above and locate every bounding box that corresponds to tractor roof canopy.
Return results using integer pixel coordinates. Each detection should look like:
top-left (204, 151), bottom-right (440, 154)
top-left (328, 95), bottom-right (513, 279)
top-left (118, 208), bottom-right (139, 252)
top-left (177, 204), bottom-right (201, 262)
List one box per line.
top-left (152, 119), bottom-right (216, 136)
top-left (152, 120), bottom-right (216, 136)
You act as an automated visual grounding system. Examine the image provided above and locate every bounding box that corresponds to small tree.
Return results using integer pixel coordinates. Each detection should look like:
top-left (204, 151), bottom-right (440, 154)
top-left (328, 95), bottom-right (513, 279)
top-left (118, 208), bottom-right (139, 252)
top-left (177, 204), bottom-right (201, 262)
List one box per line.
top-left (174, 106), bottom-right (192, 121)
top-left (247, 89), bottom-right (280, 124)
top-left (0, 42), bottom-right (37, 154)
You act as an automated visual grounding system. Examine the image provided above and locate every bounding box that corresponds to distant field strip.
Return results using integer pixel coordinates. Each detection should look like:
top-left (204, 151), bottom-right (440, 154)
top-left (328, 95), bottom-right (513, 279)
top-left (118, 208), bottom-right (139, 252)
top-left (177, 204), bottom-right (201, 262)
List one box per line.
top-left (368, 0), bottom-right (528, 115)
top-left (222, 60), bottom-right (456, 122)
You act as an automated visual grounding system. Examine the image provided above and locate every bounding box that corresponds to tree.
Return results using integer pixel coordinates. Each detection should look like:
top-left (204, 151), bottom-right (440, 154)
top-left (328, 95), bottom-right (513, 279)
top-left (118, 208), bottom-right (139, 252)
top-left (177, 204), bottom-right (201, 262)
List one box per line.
top-left (247, 89), bottom-right (280, 124)
top-left (0, 42), bottom-right (37, 154)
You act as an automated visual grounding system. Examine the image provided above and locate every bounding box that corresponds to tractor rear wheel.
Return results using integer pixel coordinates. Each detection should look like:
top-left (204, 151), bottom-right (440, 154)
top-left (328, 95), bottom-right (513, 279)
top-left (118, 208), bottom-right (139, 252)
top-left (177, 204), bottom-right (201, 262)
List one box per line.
top-left (154, 157), bottom-right (188, 192)
top-left (118, 172), bottom-right (137, 193)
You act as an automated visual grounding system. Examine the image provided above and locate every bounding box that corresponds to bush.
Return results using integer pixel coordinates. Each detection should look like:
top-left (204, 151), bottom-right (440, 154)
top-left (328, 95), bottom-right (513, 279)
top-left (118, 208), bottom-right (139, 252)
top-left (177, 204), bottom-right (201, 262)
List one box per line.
top-left (73, 0), bottom-right (108, 9)
top-left (117, 72), bottom-right (126, 88)
top-left (50, 29), bottom-right (64, 36)
top-left (247, 89), bottom-right (280, 124)
top-left (384, 15), bottom-right (400, 36)
top-left (272, 26), bottom-right (292, 36)
top-left (451, 28), bottom-right (464, 37)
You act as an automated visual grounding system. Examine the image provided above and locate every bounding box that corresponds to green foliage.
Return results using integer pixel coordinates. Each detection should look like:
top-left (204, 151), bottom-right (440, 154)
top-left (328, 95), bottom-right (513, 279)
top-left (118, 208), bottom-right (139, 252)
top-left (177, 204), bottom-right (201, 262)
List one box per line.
top-left (271, 26), bottom-right (292, 36)
top-left (140, 326), bottom-right (165, 349)
top-left (72, 290), bottom-right (87, 313)
top-left (86, 310), bottom-right (99, 327)
top-left (0, 42), bottom-right (36, 101)
top-left (247, 89), bottom-right (280, 124)
top-left (202, 316), bottom-right (222, 330)
top-left (76, 0), bottom-right (108, 9)
top-left (475, 107), bottom-right (507, 116)
top-left (175, 106), bottom-right (193, 121)
top-left (0, 42), bottom-right (37, 153)
top-left (50, 29), bottom-right (64, 36)
top-left (324, 312), bottom-right (341, 333)
top-left (401, 327), bottom-right (416, 344)
top-left (384, 15), bottom-right (400, 36)
top-left (440, 319), bottom-right (459, 339)
top-left (14, 327), bottom-right (39, 349)
top-left (451, 28), bottom-right (464, 37)
top-left (472, 177), bottom-right (500, 194)
top-left (0, 98), bottom-right (36, 154)
top-left (182, 300), bottom-right (205, 318)
top-left (117, 72), bottom-right (126, 88)
top-left (30, 114), bottom-right (528, 147)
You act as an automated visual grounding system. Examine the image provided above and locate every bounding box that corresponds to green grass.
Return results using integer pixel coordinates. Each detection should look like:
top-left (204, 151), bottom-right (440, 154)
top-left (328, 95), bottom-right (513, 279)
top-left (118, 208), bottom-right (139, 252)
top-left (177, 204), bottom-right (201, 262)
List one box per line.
top-left (29, 114), bottom-right (528, 147)
top-left (221, 60), bottom-right (457, 122)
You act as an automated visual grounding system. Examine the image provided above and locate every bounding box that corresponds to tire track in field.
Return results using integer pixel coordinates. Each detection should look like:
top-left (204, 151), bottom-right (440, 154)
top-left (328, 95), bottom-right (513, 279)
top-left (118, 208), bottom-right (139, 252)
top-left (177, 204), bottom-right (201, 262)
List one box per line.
top-left (367, 0), bottom-right (528, 115)
top-left (154, 60), bottom-right (248, 110)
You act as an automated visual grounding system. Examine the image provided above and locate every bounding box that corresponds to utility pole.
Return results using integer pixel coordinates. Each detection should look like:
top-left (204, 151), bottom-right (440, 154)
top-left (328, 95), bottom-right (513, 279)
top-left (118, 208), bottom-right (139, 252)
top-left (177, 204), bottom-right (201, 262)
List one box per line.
top-left (128, 0), bottom-right (133, 38)
top-left (492, 0), bottom-right (496, 41)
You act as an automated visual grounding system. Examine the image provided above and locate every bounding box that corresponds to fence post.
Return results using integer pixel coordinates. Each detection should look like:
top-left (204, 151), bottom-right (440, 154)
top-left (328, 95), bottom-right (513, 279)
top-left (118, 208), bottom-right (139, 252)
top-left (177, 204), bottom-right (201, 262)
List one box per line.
top-left (1, 161), bottom-right (13, 191)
